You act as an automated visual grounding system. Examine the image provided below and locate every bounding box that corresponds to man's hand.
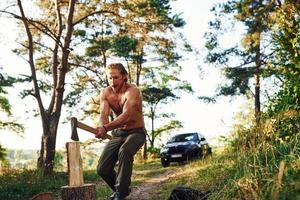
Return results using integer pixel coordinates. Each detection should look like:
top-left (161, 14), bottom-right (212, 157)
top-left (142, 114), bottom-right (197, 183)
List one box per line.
top-left (95, 126), bottom-right (111, 139)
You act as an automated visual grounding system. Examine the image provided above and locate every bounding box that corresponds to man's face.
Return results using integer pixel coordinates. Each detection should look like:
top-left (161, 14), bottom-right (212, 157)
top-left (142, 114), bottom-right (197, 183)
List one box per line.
top-left (106, 68), bottom-right (126, 89)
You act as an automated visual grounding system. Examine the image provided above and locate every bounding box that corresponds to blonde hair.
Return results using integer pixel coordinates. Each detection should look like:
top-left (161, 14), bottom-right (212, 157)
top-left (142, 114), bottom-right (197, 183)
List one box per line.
top-left (106, 63), bottom-right (128, 82)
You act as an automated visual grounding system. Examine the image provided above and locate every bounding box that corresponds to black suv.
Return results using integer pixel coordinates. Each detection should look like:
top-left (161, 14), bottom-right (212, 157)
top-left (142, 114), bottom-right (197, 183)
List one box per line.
top-left (160, 132), bottom-right (212, 167)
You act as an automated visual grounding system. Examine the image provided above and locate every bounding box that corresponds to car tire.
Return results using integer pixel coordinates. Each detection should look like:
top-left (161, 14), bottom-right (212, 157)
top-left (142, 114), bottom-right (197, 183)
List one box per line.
top-left (198, 150), bottom-right (203, 158)
top-left (161, 157), bottom-right (170, 167)
top-left (178, 161), bottom-right (186, 165)
top-left (161, 160), bottom-right (170, 167)
top-left (208, 147), bottom-right (212, 155)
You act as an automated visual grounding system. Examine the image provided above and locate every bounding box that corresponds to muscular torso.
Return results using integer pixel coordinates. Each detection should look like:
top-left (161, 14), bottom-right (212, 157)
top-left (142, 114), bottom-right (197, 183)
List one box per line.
top-left (103, 84), bottom-right (144, 130)
top-left (107, 88), bottom-right (127, 116)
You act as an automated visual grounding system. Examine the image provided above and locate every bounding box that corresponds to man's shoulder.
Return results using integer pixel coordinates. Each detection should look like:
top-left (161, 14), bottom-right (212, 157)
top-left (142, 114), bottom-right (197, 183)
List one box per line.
top-left (101, 86), bottom-right (109, 92)
top-left (127, 84), bottom-right (141, 92)
top-left (100, 86), bottom-right (112, 96)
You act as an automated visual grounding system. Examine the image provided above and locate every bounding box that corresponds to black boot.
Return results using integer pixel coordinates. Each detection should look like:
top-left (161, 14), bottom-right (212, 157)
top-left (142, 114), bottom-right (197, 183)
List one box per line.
top-left (108, 192), bottom-right (116, 200)
top-left (112, 192), bottom-right (128, 200)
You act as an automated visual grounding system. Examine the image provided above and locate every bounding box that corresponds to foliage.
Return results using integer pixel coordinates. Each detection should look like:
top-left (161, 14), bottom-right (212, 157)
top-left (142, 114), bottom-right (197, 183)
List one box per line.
top-left (146, 146), bottom-right (161, 158)
top-left (72, 0), bottom-right (191, 106)
top-left (0, 73), bottom-right (24, 134)
top-left (142, 85), bottom-right (183, 147)
top-left (266, 78), bottom-right (300, 139)
top-left (53, 151), bottom-right (64, 172)
top-left (0, 145), bottom-right (6, 161)
top-left (265, 1), bottom-right (300, 140)
top-left (204, 0), bottom-right (281, 125)
top-left (0, 72), bottom-right (24, 161)
top-left (204, 4), bottom-right (300, 198)
top-left (215, 107), bottom-right (300, 199)
top-left (0, 73), bottom-right (13, 114)
top-left (141, 66), bottom-right (192, 148)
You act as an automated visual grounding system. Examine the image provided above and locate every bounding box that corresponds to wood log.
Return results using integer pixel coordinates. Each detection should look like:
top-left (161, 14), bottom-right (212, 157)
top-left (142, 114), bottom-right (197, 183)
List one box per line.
top-left (61, 184), bottom-right (96, 200)
top-left (66, 142), bottom-right (84, 186)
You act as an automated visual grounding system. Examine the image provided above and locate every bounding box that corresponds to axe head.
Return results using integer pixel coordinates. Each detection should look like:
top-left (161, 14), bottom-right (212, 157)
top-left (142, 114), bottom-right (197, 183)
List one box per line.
top-left (71, 117), bottom-right (79, 141)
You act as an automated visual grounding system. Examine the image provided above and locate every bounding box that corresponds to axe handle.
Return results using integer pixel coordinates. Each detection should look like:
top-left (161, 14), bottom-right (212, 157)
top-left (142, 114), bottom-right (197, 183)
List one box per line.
top-left (77, 121), bottom-right (112, 140)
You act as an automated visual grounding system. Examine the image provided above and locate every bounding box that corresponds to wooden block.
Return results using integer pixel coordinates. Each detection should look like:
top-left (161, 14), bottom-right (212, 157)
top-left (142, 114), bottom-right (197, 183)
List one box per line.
top-left (61, 183), bottom-right (96, 200)
top-left (66, 142), bottom-right (84, 186)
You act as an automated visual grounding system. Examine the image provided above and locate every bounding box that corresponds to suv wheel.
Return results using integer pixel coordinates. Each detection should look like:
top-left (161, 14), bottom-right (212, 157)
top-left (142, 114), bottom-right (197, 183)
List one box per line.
top-left (161, 160), bottom-right (170, 167)
top-left (178, 161), bottom-right (186, 165)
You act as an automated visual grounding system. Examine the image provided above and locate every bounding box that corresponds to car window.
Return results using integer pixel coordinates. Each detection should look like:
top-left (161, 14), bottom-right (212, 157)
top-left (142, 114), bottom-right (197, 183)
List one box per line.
top-left (169, 133), bottom-right (197, 143)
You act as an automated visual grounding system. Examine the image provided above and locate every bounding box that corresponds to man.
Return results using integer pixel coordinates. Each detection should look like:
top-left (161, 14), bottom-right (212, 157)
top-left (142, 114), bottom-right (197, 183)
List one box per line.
top-left (95, 63), bottom-right (146, 200)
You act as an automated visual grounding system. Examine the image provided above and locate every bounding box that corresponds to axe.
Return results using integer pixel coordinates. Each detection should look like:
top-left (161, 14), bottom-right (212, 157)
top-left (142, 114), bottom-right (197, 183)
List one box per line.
top-left (70, 117), bottom-right (112, 141)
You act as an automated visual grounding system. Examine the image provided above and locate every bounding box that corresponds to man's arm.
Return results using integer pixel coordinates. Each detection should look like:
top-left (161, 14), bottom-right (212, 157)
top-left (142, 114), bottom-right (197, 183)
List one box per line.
top-left (99, 89), bottom-right (110, 125)
top-left (96, 89), bottom-right (111, 139)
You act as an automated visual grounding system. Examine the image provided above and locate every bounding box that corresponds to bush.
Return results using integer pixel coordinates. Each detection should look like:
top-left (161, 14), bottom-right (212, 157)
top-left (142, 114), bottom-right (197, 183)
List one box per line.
top-left (216, 112), bottom-right (300, 200)
top-left (147, 146), bottom-right (161, 158)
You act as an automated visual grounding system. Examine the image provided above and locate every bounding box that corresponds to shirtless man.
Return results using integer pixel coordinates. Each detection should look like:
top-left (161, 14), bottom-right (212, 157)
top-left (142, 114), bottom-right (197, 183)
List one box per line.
top-left (96, 63), bottom-right (146, 200)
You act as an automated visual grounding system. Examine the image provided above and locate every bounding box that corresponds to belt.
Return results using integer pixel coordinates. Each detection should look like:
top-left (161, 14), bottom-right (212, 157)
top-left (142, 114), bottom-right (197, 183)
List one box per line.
top-left (111, 127), bottom-right (145, 137)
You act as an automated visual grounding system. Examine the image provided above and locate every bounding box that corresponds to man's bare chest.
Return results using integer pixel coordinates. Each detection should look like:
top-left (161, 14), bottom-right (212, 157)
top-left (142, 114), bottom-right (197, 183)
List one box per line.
top-left (107, 93), bottom-right (127, 114)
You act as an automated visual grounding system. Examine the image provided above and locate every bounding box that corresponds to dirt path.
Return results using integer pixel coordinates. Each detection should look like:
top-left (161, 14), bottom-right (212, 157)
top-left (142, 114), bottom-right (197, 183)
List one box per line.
top-left (127, 168), bottom-right (178, 200)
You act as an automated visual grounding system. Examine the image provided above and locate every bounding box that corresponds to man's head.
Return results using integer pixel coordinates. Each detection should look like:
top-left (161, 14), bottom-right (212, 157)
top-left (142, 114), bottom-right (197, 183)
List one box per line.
top-left (106, 63), bottom-right (128, 90)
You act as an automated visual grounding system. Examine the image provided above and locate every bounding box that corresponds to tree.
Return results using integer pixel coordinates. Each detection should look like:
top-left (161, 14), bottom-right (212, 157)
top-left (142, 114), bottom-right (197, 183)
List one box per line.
top-left (143, 87), bottom-right (180, 148)
top-left (205, 0), bottom-right (279, 125)
top-left (142, 66), bottom-right (193, 148)
top-left (62, 0), bottom-right (191, 121)
top-left (0, 0), bottom-right (107, 174)
top-left (266, 1), bottom-right (300, 138)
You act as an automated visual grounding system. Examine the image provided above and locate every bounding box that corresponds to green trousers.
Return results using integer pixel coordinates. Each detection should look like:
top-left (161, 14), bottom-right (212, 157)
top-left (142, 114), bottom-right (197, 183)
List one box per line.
top-left (97, 128), bottom-right (146, 195)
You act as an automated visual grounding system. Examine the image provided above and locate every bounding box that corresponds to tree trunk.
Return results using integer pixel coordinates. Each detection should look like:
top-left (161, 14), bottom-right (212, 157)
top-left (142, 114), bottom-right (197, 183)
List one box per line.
top-left (254, 77), bottom-right (260, 124)
top-left (142, 142), bottom-right (147, 160)
top-left (37, 0), bottom-right (75, 175)
top-left (61, 184), bottom-right (96, 200)
top-left (38, 116), bottom-right (59, 175)
top-left (254, 33), bottom-right (261, 126)
top-left (142, 126), bottom-right (148, 160)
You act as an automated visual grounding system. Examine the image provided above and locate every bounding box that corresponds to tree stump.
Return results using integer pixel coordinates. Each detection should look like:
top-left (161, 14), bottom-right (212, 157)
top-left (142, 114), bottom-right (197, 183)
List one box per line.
top-left (61, 184), bottom-right (96, 200)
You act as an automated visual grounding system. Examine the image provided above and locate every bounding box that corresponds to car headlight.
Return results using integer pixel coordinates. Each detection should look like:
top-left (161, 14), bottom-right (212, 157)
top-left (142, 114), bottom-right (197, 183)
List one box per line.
top-left (160, 147), bottom-right (169, 154)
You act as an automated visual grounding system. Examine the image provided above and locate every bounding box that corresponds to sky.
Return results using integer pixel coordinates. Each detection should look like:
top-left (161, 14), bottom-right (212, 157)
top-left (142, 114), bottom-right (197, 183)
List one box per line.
top-left (0, 0), bottom-right (246, 150)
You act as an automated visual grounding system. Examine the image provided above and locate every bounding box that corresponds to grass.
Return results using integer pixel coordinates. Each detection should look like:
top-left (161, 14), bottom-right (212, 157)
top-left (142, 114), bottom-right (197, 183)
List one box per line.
top-left (0, 159), bottom-right (178, 200)
top-left (0, 169), bottom-right (66, 200)
top-left (0, 149), bottom-right (232, 199)
top-left (152, 150), bottom-right (236, 200)
top-left (0, 168), bottom-right (111, 200)
top-left (0, 144), bottom-right (299, 200)
top-left (132, 159), bottom-right (177, 184)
